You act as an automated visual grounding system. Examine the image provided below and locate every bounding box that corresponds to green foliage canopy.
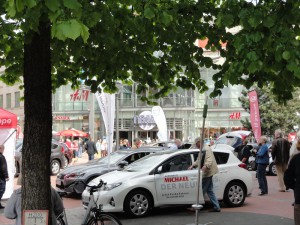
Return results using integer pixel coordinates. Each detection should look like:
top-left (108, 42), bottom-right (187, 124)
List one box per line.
top-left (0, 0), bottom-right (226, 100)
top-left (214, 0), bottom-right (300, 103)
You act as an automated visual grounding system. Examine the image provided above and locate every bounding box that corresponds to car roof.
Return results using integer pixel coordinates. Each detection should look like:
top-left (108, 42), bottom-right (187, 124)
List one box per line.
top-left (135, 147), bottom-right (233, 157)
top-left (116, 147), bottom-right (166, 153)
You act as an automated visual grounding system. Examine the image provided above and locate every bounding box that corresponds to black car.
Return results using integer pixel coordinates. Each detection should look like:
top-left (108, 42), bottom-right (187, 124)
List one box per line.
top-left (56, 148), bottom-right (164, 194)
top-left (15, 139), bottom-right (72, 176)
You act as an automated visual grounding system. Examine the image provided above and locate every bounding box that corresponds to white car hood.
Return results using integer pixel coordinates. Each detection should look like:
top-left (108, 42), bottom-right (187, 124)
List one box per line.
top-left (89, 169), bottom-right (143, 186)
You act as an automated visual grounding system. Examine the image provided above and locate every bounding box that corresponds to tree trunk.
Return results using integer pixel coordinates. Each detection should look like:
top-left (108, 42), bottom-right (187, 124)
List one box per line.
top-left (22, 18), bottom-right (52, 224)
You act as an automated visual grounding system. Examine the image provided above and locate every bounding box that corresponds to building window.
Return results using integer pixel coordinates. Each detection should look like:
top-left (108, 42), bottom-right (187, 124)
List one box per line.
top-left (15, 91), bottom-right (20, 108)
top-left (6, 93), bottom-right (11, 109)
top-left (0, 95), bottom-right (3, 108)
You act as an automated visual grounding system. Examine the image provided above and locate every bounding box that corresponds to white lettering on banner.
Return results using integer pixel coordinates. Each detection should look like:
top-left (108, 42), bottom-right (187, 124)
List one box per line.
top-left (0, 118), bottom-right (12, 126)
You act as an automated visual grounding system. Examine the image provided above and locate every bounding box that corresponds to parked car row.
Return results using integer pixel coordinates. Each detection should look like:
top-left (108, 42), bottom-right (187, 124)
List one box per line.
top-left (15, 139), bottom-right (73, 176)
top-left (78, 147), bottom-right (253, 218)
top-left (56, 148), bottom-right (164, 194)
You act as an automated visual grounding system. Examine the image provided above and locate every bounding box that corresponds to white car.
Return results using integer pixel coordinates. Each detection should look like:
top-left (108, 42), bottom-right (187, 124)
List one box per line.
top-left (82, 148), bottom-right (253, 218)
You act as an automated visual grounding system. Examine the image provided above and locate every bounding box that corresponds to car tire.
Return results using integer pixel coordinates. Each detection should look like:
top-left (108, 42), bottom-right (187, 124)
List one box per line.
top-left (124, 190), bottom-right (152, 218)
top-left (51, 159), bottom-right (61, 175)
top-left (223, 181), bottom-right (246, 207)
top-left (268, 162), bottom-right (277, 176)
top-left (63, 156), bottom-right (69, 168)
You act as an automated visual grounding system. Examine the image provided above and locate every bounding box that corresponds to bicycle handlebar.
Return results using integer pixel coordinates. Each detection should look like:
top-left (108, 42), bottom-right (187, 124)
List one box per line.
top-left (57, 179), bottom-right (106, 197)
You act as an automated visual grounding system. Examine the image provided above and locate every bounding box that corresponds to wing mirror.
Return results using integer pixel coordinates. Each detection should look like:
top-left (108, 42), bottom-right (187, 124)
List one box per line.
top-left (156, 165), bottom-right (163, 174)
top-left (118, 160), bottom-right (129, 169)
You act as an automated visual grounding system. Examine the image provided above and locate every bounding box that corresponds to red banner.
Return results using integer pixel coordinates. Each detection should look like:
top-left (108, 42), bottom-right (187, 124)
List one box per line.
top-left (248, 90), bottom-right (261, 142)
top-left (0, 108), bottom-right (17, 129)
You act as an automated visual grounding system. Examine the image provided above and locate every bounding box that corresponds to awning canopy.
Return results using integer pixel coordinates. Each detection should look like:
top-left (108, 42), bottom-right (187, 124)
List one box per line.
top-left (0, 108), bottom-right (17, 129)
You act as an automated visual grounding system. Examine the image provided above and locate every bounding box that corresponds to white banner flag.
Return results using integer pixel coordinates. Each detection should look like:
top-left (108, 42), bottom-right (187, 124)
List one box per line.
top-left (95, 92), bottom-right (115, 154)
top-left (152, 106), bottom-right (168, 142)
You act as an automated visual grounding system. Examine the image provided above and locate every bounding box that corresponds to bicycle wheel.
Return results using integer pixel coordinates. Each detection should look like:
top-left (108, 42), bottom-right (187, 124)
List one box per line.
top-left (86, 213), bottom-right (122, 225)
top-left (57, 216), bottom-right (66, 225)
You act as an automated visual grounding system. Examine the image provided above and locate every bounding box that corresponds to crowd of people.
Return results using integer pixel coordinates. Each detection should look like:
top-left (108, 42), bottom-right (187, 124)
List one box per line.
top-left (232, 129), bottom-right (300, 225)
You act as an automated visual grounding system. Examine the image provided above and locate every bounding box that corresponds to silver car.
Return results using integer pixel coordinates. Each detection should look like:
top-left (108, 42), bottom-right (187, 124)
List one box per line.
top-left (56, 148), bottom-right (163, 194)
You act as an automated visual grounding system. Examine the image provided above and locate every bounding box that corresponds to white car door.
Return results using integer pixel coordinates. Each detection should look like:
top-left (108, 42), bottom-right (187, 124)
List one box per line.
top-left (154, 153), bottom-right (204, 205)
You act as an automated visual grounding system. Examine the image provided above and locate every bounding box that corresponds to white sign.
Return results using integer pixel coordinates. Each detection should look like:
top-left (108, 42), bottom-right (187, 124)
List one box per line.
top-left (23, 210), bottom-right (49, 225)
top-left (135, 111), bottom-right (156, 131)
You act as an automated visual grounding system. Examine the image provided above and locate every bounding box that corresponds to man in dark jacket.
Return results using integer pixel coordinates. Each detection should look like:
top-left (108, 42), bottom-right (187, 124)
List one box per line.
top-left (284, 140), bottom-right (300, 225)
top-left (234, 139), bottom-right (251, 166)
top-left (85, 138), bottom-right (98, 160)
top-left (272, 129), bottom-right (290, 192)
top-left (0, 144), bottom-right (9, 209)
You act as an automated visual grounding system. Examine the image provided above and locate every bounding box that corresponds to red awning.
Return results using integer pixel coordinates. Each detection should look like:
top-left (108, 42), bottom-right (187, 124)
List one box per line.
top-left (0, 108), bottom-right (17, 129)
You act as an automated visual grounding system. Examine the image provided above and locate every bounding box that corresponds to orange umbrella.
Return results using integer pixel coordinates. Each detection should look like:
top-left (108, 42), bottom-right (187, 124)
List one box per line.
top-left (55, 128), bottom-right (88, 137)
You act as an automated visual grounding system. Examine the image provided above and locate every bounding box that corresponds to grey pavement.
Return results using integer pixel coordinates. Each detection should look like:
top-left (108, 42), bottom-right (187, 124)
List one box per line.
top-left (1, 206), bottom-right (293, 225)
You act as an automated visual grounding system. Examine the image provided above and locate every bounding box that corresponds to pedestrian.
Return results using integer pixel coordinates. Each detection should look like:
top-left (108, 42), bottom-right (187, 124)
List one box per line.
top-left (188, 137), bottom-right (221, 212)
top-left (4, 173), bottom-right (63, 225)
top-left (289, 131), bottom-right (300, 160)
top-left (131, 138), bottom-right (141, 149)
top-left (101, 139), bottom-right (108, 157)
top-left (120, 139), bottom-right (129, 150)
top-left (0, 144), bottom-right (9, 209)
top-left (271, 129), bottom-right (291, 192)
top-left (65, 138), bottom-right (73, 158)
top-left (234, 139), bottom-right (251, 166)
top-left (175, 139), bottom-right (184, 149)
top-left (255, 135), bottom-right (269, 196)
top-left (96, 139), bottom-right (102, 155)
top-left (72, 139), bottom-right (79, 163)
top-left (284, 139), bottom-right (300, 225)
top-left (85, 138), bottom-right (98, 160)
top-left (78, 137), bottom-right (83, 158)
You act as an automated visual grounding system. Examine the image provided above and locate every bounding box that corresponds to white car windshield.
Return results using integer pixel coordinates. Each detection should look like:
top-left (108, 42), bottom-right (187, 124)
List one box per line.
top-left (124, 153), bottom-right (171, 172)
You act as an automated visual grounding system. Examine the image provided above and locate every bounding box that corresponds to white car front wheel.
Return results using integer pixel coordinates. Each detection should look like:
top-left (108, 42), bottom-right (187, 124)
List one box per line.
top-left (124, 190), bottom-right (152, 218)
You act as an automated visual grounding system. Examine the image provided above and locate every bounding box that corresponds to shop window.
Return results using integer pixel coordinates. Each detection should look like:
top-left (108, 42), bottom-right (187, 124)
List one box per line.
top-left (6, 93), bottom-right (11, 109)
top-left (15, 91), bottom-right (20, 108)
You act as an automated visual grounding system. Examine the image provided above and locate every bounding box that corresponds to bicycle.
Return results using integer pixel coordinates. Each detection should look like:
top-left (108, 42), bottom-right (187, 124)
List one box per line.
top-left (56, 179), bottom-right (122, 225)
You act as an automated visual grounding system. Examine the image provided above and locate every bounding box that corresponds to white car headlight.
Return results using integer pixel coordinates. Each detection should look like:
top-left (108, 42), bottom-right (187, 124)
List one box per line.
top-left (103, 182), bottom-right (122, 191)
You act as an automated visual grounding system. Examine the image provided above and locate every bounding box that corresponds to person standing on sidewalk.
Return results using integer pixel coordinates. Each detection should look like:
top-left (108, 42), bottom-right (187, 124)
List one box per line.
top-left (0, 144), bottom-right (9, 209)
top-left (78, 137), bottom-right (84, 158)
top-left (284, 139), bottom-right (300, 225)
top-left (256, 136), bottom-right (269, 196)
top-left (4, 173), bottom-right (63, 225)
top-left (188, 137), bottom-right (221, 212)
top-left (85, 138), bottom-right (98, 160)
top-left (131, 138), bottom-right (141, 149)
top-left (272, 129), bottom-right (290, 192)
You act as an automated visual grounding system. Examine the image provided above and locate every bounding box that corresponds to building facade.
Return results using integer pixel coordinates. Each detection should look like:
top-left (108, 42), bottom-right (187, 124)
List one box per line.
top-left (0, 73), bottom-right (249, 144)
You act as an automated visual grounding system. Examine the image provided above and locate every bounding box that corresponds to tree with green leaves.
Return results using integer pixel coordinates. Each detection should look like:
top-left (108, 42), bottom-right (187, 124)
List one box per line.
top-left (213, 0), bottom-right (300, 103)
top-left (239, 87), bottom-right (300, 136)
top-left (0, 1), bottom-right (225, 223)
top-left (0, 0), bottom-right (299, 223)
